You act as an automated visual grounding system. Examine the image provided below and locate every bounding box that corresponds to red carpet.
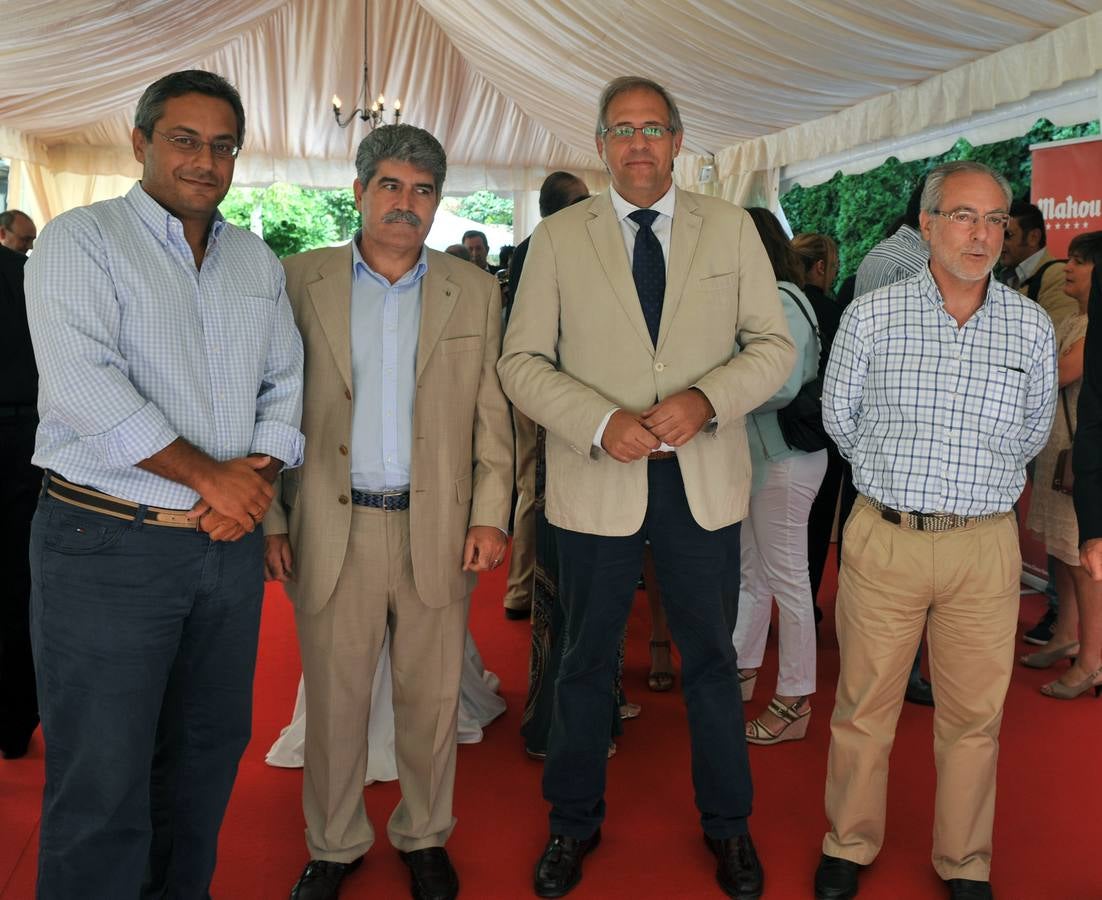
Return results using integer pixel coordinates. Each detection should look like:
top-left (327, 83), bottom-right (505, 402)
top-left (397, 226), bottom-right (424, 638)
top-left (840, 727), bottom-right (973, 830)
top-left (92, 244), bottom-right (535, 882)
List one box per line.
top-left (2, 548), bottom-right (1100, 899)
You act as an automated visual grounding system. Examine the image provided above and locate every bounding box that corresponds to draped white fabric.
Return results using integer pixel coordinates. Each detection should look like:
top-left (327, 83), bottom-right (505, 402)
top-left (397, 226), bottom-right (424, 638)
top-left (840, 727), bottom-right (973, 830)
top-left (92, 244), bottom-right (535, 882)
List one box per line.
top-left (1, 0), bottom-right (1100, 220)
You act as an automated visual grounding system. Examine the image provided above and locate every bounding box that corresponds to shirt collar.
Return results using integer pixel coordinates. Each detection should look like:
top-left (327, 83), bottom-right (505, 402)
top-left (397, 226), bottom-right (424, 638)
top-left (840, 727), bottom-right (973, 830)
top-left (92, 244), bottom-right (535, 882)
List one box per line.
top-left (1015, 247), bottom-right (1047, 282)
top-left (127, 182), bottom-right (226, 248)
top-left (351, 233), bottom-right (428, 288)
top-left (610, 183), bottom-right (676, 223)
top-left (919, 263), bottom-right (1004, 318)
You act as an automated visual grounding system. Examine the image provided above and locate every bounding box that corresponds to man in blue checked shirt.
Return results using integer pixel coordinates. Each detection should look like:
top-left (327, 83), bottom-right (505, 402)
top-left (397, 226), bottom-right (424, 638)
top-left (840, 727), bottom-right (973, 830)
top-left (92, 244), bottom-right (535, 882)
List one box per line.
top-left (814, 161), bottom-right (1056, 900)
top-left (24, 70), bottom-right (304, 899)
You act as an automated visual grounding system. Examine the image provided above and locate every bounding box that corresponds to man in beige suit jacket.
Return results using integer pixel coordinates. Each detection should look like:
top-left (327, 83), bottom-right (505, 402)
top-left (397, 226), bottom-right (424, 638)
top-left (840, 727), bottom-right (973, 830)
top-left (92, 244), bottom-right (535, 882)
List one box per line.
top-left (499, 77), bottom-right (794, 900)
top-left (264, 125), bottom-right (513, 900)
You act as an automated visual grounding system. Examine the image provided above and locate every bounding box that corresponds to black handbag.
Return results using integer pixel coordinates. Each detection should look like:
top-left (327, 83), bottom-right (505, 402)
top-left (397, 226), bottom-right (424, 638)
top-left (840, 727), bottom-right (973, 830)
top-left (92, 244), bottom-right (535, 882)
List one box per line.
top-left (1051, 389), bottom-right (1075, 495)
top-left (776, 287), bottom-right (830, 453)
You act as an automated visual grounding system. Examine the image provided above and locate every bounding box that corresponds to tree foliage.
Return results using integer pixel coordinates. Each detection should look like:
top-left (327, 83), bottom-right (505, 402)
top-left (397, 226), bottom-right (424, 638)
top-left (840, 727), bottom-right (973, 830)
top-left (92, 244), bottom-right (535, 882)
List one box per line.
top-left (782, 118), bottom-right (1099, 289)
top-left (455, 190), bottom-right (514, 226)
top-left (219, 184), bottom-right (359, 258)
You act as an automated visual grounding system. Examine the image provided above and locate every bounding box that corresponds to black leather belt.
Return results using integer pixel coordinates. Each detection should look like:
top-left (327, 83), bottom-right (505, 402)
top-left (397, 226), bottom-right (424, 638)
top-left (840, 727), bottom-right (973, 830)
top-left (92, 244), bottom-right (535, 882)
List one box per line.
top-left (648, 450), bottom-right (677, 461)
top-left (45, 473), bottom-right (195, 528)
top-left (862, 495), bottom-right (1003, 533)
top-left (351, 489), bottom-right (410, 511)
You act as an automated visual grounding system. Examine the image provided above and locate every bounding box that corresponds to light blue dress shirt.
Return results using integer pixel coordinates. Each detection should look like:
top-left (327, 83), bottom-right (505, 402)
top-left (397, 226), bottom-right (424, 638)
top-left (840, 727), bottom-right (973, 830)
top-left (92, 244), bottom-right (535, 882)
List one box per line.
top-left (26, 182), bottom-right (305, 508)
top-left (823, 265), bottom-right (1057, 516)
top-left (349, 239), bottom-right (427, 492)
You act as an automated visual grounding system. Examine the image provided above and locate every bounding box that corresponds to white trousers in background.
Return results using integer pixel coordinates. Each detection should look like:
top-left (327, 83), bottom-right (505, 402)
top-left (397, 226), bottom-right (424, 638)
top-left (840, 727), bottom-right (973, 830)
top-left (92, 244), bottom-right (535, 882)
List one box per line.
top-left (733, 449), bottom-right (828, 697)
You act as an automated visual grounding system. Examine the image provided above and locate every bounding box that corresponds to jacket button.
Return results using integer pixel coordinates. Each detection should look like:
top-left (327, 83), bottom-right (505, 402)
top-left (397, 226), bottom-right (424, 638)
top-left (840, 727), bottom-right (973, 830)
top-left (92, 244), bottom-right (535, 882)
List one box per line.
top-left (654, 362), bottom-right (665, 372)
top-left (338, 494), bottom-right (350, 505)
top-left (338, 444), bottom-right (349, 456)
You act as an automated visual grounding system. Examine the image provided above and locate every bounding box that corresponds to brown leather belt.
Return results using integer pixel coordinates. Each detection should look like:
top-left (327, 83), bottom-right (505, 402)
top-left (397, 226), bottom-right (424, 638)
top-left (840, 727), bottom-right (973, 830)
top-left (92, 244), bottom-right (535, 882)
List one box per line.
top-left (648, 450), bottom-right (677, 461)
top-left (46, 473), bottom-right (196, 529)
top-left (861, 495), bottom-right (1004, 533)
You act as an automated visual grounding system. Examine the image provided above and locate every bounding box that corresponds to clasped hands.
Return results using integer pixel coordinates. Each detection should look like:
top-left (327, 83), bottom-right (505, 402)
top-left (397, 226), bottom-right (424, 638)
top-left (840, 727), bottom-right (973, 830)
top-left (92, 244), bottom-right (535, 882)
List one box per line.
top-left (188, 455), bottom-right (275, 542)
top-left (600, 389), bottom-right (715, 463)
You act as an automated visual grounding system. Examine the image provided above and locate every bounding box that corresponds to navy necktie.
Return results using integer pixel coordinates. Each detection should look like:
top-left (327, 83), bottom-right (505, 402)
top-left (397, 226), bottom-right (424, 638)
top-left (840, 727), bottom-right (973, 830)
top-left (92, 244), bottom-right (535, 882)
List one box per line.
top-left (629, 209), bottom-right (665, 346)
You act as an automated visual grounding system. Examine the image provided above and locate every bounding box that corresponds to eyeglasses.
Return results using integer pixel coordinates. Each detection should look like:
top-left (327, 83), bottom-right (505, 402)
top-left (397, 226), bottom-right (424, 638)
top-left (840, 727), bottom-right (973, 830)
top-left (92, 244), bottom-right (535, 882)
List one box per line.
top-left (155, 130), bottom-right (240, 159)
top-left (932, 209), bottom-right (1010, 229)
top-left (600, 125), bottom-right (674, 141)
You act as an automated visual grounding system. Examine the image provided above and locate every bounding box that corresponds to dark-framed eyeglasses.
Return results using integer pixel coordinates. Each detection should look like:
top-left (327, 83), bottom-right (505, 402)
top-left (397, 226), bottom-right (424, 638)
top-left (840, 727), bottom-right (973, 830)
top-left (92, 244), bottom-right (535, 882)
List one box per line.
top-left (155, 130), bottom-right (240, 159)
top-left (600, 125), bottom-right (674, 142)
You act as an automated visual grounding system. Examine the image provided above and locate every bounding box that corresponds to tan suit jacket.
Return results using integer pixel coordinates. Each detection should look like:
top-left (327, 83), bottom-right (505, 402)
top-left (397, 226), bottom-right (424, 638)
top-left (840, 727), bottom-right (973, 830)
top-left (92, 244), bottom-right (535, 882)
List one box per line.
top-left (265, 243), bottom-right (513, 613)
top-left (1026, 249), bottom-right (1077, 327)
top-left (498, 188), bottom-right (795, 536)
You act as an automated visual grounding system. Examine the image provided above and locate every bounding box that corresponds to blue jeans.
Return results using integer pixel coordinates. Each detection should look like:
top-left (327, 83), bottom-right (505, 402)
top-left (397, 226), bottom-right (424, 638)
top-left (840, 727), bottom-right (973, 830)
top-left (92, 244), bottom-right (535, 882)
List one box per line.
top-left (29, 491), bottom-right (264, 900)
top-left (543, 458), bottom-right (752, 839)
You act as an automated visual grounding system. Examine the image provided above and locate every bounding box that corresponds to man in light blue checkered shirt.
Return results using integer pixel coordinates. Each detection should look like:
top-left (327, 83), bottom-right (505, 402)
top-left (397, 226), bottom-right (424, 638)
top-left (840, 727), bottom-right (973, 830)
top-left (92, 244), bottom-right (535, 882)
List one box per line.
top-left (815, 161), bottom-right (1056, 900)
top-left (24, 70), bottom-right (304, 899)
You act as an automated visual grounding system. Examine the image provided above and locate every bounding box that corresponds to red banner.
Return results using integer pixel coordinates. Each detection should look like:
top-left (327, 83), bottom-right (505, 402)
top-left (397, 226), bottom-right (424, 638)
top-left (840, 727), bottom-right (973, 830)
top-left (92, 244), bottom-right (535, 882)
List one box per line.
top-left (1030, 136), bottom-right (1102, 258)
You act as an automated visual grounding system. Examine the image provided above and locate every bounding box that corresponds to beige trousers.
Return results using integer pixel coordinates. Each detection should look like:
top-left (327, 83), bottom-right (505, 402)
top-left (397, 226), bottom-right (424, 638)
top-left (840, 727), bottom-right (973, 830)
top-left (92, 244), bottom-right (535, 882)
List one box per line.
top-left (823, 497), bottom-right (1021, 881)
top-left (296, 506), bottom-right (467, 861)
top-left (503, 408), bottom-right (537, 613)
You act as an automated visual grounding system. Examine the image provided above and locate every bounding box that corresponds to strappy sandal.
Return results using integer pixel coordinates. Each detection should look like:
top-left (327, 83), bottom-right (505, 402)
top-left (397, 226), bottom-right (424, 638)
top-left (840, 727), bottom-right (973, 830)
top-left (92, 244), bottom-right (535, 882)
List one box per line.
top-left (648, 640), bottom-right (675, 692)
top-left (739, 669), bottom-right (757, 703)
top-left (1019, 641), bottom-right (1079, 669)
top-left (745, 696), bottom-right (811, 745)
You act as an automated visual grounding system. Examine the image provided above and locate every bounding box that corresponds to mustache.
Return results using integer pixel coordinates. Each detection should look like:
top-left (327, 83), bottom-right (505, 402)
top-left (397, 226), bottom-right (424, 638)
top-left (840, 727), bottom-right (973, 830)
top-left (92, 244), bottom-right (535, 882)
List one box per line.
top-left (382, 209), bottom-right (422, 226)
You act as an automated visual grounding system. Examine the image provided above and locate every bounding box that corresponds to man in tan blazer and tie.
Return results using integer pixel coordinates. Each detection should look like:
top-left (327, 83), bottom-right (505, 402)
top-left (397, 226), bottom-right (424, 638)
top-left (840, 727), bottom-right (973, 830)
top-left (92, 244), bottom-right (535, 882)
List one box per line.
top-left (498, 76), bottom-right (795, 900)
top-left (264, 125), bottom-right (513, 900)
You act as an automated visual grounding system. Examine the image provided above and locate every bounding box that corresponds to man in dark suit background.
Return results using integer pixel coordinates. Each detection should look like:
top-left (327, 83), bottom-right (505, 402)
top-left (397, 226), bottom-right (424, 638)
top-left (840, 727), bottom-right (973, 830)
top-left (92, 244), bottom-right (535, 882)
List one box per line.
top-left (0, 214), bottom-right (41, 759)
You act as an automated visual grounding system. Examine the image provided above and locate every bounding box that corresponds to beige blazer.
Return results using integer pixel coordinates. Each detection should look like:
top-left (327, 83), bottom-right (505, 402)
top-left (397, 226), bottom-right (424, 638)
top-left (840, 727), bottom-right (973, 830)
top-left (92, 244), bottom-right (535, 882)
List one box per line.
top-left (265, 243), bottom-right (513, 613)
top-left (498, 188), bottom-right (795, 536)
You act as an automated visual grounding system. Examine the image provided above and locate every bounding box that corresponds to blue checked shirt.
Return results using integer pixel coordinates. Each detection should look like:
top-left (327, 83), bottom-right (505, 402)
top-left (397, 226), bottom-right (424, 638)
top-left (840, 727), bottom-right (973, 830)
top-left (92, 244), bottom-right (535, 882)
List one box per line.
top-left (26, 183), bottom-right (305, 509)
top-left (822, 265), bottom-right (1057, 516)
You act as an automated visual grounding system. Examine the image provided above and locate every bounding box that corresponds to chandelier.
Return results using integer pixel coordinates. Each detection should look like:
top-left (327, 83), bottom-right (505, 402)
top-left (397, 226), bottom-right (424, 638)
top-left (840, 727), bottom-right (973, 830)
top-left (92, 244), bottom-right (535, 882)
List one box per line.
top-left (331, 0), bottom-right (402, 129)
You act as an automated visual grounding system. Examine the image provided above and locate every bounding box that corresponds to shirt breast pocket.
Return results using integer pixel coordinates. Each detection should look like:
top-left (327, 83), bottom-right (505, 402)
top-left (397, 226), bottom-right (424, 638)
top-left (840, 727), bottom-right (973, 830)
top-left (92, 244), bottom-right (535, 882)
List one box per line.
top-left (970, 365), bottom-right (1027, 436)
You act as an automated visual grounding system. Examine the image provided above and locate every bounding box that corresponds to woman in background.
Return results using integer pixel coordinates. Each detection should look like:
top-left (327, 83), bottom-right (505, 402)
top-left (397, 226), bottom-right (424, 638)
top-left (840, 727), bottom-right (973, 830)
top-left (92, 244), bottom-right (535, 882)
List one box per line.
top-left (734, 209), bottom-right (828, 743)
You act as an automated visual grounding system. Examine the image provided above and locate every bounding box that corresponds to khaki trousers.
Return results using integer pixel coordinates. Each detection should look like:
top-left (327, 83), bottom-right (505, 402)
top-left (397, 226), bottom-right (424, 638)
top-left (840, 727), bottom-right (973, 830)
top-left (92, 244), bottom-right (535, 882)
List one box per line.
top-left (296, 506), bottom-right (467, 862)
top-left (503, 409), bottom-right (537, 613)
top-left (823, 497), bottom-right (1021, 881)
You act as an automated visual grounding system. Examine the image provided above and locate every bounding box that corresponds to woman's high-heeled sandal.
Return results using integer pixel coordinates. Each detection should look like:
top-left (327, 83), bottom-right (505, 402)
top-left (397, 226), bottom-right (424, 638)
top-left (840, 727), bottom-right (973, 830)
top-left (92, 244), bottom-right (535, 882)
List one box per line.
top-left (1040, 664), bottom-right (1102, 700)
top-left (739, 669), bottom-right (757, 703)
top-left (745, 696), bottom-right (811, 745)
top-left (1019, 641), bottom-right (1079, 669)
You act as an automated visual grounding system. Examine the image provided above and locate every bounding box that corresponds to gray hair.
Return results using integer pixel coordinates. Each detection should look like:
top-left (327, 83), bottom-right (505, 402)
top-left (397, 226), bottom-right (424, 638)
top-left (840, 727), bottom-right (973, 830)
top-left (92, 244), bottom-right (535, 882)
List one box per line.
top-left (0, 209), bottom-right (31, 229)
top-left (355, 125), bottom-right (447, 196)
top-left (921, 161), bottom-right (1012, 214)
top-left (134, 70), bottom-right (246, 146)
top-left (596, 76), bottom-right (684, 137)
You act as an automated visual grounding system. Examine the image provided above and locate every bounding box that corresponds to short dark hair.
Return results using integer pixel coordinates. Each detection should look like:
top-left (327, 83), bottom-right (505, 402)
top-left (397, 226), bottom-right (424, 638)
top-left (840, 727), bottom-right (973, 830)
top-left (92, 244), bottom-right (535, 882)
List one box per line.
top-left (134, 70), bottom-right (246, 145)
top-left (462, 230), bottom-right (488, 249)
top-left (596, 76), bottom-right (683, 137)
top-left (1009, 199), bottom-right (1047, 248)
top-left (498, 245), bottom-right (515, 269)
top-left (355, 124), bottom-right (447, 195)
top-left (539, 171), bottom-right (588, 218)
top-left (747, 207), bottom-right (804, 284)
top-left (445, 243), bottom-right (471, 261)
top-left (1068, 230), bottom-right (1102, 268)
top-left (0, 209), bottom-right (30, 230)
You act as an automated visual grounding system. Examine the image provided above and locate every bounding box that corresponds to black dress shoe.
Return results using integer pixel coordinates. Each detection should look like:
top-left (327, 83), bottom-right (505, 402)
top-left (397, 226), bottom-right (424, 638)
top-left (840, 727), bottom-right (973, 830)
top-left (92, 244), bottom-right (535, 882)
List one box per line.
top-left (398, 847), bottom-right (459, 900)
top-left (946, 878), bottom-right (993, 898)
top-left (289, 857), bottom-right (362, 900)
top-left (814, 854), bottom-right (860, 899)
top-left (533, 830), bottom-right (601, 898)
top-left (0, 736), bottom-right (32, 760)
top-left (905, 677), bottom-right (935, 707)
top-left (703, 833), bottom-right (764, 899)
top-left (504, 606), bottom-right (531, 621)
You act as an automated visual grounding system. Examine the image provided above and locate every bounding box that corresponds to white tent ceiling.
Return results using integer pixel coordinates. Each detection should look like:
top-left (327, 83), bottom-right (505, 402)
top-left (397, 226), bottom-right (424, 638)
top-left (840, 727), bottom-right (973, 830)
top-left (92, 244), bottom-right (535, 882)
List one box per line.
top-left (2, 0), bottom-right (1101, 220)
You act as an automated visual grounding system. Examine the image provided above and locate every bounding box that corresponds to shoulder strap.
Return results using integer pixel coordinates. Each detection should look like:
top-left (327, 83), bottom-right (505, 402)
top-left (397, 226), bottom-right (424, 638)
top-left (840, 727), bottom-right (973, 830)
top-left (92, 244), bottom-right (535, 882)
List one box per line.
top-left (1023, 259), bottom-right (1067, 302)
top-left (1062, 388), bottom-right (1075, 438)
top-left (779, 286), bottom-right (819, 339)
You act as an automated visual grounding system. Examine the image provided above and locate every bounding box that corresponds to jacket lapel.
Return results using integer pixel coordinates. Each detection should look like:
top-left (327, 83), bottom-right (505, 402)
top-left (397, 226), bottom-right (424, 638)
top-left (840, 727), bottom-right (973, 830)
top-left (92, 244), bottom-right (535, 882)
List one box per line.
top-left (307, 245), bottom-right (354, 391)
top-left (657, 188), bottom-right (702, 353)
top-left (416, 253), bottom-right (459, 378)
top-left (586, 193), bottom-right (655, 356)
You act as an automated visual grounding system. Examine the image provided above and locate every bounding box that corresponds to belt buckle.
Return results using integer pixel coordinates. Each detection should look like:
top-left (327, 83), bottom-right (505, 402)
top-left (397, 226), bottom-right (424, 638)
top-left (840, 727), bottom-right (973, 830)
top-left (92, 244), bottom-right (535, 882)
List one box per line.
top-left (880, 506), bottom-right (902, 525)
